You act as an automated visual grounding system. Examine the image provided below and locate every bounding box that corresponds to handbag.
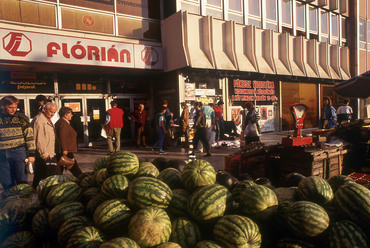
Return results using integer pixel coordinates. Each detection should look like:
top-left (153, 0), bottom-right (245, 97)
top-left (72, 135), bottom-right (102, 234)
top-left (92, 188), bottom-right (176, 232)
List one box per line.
top-left (58, 155), bottom-right (75, 170)
top-left (245, 123), bottom-right (260, 137)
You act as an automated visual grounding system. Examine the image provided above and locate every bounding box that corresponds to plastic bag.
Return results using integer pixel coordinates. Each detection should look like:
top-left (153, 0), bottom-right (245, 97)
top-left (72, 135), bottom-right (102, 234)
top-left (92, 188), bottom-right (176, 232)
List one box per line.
top-left (101, 128), bottom-right (107, 139)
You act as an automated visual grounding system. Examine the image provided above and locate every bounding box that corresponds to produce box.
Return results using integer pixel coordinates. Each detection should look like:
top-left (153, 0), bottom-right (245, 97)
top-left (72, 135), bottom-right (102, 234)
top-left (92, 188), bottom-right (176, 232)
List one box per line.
top-left (273, 145), bottom-right (346, 185)
top-left (347, 172), bottom-right (370, 184)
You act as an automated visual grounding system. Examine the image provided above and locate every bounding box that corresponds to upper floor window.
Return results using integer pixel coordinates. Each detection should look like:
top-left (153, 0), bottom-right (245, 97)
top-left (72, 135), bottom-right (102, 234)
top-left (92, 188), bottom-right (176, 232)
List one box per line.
top-left (207, 0), bottom-right (222, 7)
top-left (266, 0), bottom-right (277, 21)
top-left (320, 10), bottom-right (328, 42)
top-left (309, 6), bottom-right (317, 33)
top-left (296, 2), bottom-right (305, 30)
top-left (341, 16), bottom-right (348, 43)
top-left (331, 14), bottom-right (339, 44)
top-left (282, 0), bottom-right (292, 26)
top-left (229, 0), bottom-right (242, 12)
top-left (359, 18), bottom-right (366, 49)
top-left (248, 0), bottom-right (261, 17)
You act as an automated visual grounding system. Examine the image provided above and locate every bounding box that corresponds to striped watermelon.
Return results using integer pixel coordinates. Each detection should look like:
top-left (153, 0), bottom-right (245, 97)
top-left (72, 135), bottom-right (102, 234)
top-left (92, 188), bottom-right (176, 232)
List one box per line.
top-left (157, 242), bottom-right (182, 248)
top-left (136, 162), bottom-right (160, 178)
top-left (297, 176), bottom-right (334, 205)
top-left (106, 151), bottom-right (139, 176)
top-left (329, 220), bottom-right (369, 248)
top-left (93, 156), bottom-right (109, 172)
top-left (285, 201), bottom-right (330, 238)
top-left (213, 214), bottom-right (261, 248)
top-left (128, 177), bottom-right (172, 209)
top-left (57, 216), bottom-right (90, 248)
top-left (239, 185), bottom-right (278, 220)
top-left (100, 237), bottom-right (140, 248)
top-left (101, 174), bottom-right (129, 199)
top-left (86, 195), bottom-right (106, 217)
top-left (158, 168), bottom-right (184, 189)
top-left (46, 181), bottom-right (82, 207)
top-left (79, 174), bottom-right (96, 189)
top-left (32, 208), bottom-right (50, 237)
top-left (167, 189), bottom-right (190, 217)
top-left (187, 184), bottom-right (233, 223)
top-left (1, 231), bottom-right (36, 248)
top-left (276, 238), bottom-right (315, 248)
top-left (182, 160), bottom-right (216, 191)
top-left (93, 199), bottom-right (132, 230)
top-left (82, 187), bottom-right (101, 203)
top-left (231, 180), bottom-right (257, 203)
top-left (48, 201), bottom-right (85, 230)
top-left (334, 183), bottom-right (370, 230)
top-left (37, 174), bottom-right (76, 202)
top-left (7, 184), bottom-right (34, 198)
top-left (170, 217), bottom-right (201, 248)
top-left (195, 240), bottom-right (223, 248)
top-left (94, 168), bottom-right (110, 186)
top-left (66, 226), bottom-right (105, 248)
top-left (0, 208), bottom-right (27, 236)
top-left (128, 207), bottom-right (172, 248)
top-left (327, 175), bottom-right (355, 193)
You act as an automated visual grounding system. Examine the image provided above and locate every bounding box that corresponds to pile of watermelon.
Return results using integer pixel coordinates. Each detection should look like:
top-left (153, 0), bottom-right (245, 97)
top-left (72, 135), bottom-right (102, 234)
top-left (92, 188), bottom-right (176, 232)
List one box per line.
top-left (0, 151), bottom-right (369, 248)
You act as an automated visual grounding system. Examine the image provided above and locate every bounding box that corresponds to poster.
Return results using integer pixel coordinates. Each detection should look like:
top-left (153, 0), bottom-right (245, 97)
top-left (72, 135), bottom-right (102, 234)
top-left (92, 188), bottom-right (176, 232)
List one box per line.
top-left (64, 102), bottom-right (81, 112)
top-left (185, 83), bottom-right (195, 101)
top-left (93, 109), bottom-right (100, 120)
top-left (255, 105), bottom-right (275, 132)
top-left (230, 106), bottom-right (243, 134)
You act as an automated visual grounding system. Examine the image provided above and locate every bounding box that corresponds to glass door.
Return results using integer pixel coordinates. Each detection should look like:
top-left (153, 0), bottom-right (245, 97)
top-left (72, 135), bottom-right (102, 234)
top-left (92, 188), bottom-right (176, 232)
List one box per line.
top-left (61, 98), bottom-right (84, 144)
top-left (114, 98), bottom-right (132, 140)
top-left (86, 99), bottom-right (106, 142)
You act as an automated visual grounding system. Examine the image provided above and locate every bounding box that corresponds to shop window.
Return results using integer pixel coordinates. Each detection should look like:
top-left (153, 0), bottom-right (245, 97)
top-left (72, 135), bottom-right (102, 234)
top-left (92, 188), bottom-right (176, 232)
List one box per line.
top-left (116, 0), bottom-right (160, 20)
top-left (60, 0), bottom-right (114, 12)
top-left (309, 6), bottom-right (317, 34)
top-left (321, 85), bottom-right (340, 110)
top-left (61, 8), bottom-right (114, 35)
top-left (359, 18), bottom-right (366, 50)
top-left (282, 0), bottom-right (292, 27)
top-left (0, 0), bottom-right (56, 27)
top-left (296, 1), bottom-right (305, 31)
top-left (0, 71), bottom-right (54, 94)
top-left (58, 74), bottom-right (107, 94)
top-left (117, 17), bottom-right (160, 40)
top-left (266, 0), bottom-right (277, 21)
top-left (281, 82), bottom-right (318, 130)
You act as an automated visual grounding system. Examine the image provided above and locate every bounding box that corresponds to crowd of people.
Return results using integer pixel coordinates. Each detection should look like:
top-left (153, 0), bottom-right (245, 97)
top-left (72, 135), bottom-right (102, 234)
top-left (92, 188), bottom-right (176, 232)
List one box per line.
top-left (0, 93), bottom-right (354, 195)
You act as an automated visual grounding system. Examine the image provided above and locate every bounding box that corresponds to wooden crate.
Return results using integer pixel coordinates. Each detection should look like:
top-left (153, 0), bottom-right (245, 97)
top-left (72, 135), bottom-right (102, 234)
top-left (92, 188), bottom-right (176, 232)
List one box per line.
top-left (275, 146), bottom-right (346, 184)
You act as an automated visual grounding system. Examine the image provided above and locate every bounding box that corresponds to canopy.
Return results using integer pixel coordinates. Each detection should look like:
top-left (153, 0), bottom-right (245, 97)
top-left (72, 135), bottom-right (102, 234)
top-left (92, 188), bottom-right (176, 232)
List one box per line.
top-left (334, 71), bottom-right (370, 98)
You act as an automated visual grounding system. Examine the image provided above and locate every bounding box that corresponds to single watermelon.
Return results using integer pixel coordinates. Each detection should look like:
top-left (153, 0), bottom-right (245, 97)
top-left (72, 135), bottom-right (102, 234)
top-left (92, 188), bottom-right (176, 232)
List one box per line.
top-left (182, 160), bottom-right (216, 191)
top-left (170, 217), bottom-right (201, 248)
top-left (106, 151), bottom-right (139, 176)
top-left (66, 226), bottom-right (105, 248)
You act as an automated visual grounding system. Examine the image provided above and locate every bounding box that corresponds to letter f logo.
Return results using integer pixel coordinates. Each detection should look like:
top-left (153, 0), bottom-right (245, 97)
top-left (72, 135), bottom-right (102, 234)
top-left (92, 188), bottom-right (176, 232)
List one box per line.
top-left (3, 32), bottom-right (32, 57)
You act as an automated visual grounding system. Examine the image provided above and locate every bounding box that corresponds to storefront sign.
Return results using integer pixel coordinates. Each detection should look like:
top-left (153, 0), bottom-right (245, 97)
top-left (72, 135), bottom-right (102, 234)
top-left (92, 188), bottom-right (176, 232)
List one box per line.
top-left (0, 28), bottom-right (163, 70)
top-left (0, 71), bottom-right (54, 93)
top-left (230, 79), bottom-right (278, 102)
top-left (195, 89), bottom-right (215, 96)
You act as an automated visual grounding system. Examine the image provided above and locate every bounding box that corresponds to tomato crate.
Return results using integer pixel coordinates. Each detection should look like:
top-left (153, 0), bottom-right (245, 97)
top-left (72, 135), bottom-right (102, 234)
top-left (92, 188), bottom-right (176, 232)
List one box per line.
top-left (347, 172), bottom-right (370, 184)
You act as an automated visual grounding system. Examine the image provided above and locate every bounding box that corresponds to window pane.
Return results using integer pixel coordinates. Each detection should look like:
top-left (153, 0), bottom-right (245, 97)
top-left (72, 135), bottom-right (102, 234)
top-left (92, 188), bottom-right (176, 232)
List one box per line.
top-left (266, 0), bottom-right (276, 21)
top-left (359, 19), bottom-right (366, 42)
top-left (282, 0), bottom-right (291, 26)
top-left (229, 0), bottom-right (242, 11)
top-left (248, 0), bottom-right (260, 17)
top-left (321, 11), bottom-right (328, 35)
top-left (248, 18), bottom-right (261, 28)
top-left (309, 6), bottom-right (317, 32)
top-left (368, 21), bottom-right (370, 42)
top-left (341, 17), bottom-right (347, 40)
top-left (296, 2), bottom-right (305, 29)
top-left (208, 0), bottom-right (221, 7)
top-left (331, 14), bottom-right (338, 37)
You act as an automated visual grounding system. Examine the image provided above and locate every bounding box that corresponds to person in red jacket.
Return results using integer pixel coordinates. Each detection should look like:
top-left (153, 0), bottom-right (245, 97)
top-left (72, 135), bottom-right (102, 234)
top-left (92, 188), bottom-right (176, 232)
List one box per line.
top-left (104, 101), bottom-right (124, 154)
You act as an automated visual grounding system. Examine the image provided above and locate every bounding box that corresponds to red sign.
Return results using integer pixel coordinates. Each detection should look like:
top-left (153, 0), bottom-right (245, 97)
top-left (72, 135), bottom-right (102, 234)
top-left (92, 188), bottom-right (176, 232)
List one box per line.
top-left (231, 79), bottom-right (278, 102)
top-left (141, 47), bottom-right (159, 66)
top-left (3, 32), bottom-right (32, 57)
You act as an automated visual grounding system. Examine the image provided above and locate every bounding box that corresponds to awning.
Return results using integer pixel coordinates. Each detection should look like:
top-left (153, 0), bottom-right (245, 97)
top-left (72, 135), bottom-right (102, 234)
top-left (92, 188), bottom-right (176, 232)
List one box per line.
top-left (334, 71), bottom-right (370, 98)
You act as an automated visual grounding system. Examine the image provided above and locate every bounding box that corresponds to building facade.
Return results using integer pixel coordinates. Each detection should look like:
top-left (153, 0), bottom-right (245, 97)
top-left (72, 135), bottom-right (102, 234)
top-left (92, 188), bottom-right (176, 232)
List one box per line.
top-left (0, 0), bottom-right (369, 145)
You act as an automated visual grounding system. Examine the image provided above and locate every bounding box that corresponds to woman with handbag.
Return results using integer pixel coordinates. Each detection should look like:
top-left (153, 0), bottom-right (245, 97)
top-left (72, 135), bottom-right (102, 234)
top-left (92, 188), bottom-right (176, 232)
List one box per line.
top-left (243, 102), bottom-right (261, 144)
top-left (55, 106), bottom-right (82, 177)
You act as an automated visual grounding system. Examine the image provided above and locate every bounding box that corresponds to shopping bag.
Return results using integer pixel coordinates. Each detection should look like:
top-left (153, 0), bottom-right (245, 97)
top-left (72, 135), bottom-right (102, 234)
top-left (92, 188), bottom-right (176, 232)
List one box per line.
top-left (101, 128), bottom-right (107, 139)
top-left (245, 123), bottom-right (260, 137)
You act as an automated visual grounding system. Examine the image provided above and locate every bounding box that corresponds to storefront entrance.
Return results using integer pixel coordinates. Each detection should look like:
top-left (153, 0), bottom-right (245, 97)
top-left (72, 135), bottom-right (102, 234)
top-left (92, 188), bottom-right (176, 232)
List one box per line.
top-left (60, 96), bottom-right (106, 146)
